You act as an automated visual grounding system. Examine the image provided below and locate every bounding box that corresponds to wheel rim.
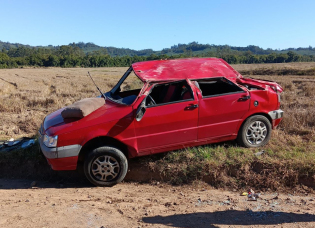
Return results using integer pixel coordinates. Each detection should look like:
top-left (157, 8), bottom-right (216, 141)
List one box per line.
top-left (91, 155), bottom-right (120, 181)
top-left (245, 121), bottom-right (268, 145)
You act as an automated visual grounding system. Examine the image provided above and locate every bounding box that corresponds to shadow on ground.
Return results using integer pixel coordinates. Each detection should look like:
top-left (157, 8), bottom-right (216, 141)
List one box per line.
top-left (142, 210), bottom-right (315, 228)
top-left (0, 176), bottom-right (92, 190)
top-left (0, 157), bottom-right (160, 189)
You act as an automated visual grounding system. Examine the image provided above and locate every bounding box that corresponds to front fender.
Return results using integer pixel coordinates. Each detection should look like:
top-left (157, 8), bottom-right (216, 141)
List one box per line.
top-left (80, 128), bottom-right (110, 147)
top-left (79, 116), bottom-right (138, 157)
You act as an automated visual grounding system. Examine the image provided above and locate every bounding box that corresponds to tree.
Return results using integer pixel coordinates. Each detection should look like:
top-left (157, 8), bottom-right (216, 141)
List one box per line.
top-left (45, 55), bottom-right (60, 67)
top-left (0, 52), bottom-right (10, 68)
top-left (266, 53), bottom-right (277, 63)
top-left (275, 54), bottom-right (288, 63)
top-left (287, 51), bottom-right (300, 62)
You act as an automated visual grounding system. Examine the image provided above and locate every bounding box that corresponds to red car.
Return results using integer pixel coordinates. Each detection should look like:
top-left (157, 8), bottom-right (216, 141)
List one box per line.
top-left (39, 58), bottom-right (283, 186)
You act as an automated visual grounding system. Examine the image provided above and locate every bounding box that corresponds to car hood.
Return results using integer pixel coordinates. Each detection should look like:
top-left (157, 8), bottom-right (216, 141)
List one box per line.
top-left (43, 108), bottom-right (66, 132)
top-left (43, 101), bottom-right (129, 136)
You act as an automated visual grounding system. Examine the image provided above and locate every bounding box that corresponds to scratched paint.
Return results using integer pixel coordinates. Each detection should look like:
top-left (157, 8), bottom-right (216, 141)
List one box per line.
top-left (132, 58), bottom-right (241, 82)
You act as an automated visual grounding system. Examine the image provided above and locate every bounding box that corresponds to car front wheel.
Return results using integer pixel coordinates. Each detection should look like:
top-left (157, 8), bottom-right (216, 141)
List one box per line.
top-left (237, 115), bottom-right (272, 148)
top-left (84, 146), bottom-right (128, 187)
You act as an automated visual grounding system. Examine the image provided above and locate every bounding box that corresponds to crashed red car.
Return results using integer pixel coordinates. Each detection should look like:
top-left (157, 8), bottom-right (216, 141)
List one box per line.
top-left (39, 58), bottom-right (283, 186)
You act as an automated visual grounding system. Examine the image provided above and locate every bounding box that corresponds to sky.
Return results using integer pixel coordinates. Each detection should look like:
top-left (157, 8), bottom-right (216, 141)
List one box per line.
top-left (1, 0), bottom-right (314, 51)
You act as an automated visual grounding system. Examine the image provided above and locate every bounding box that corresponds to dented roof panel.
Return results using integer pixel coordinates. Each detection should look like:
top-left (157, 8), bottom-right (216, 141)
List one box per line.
top-left (132, 58), bottom-right (242, 82)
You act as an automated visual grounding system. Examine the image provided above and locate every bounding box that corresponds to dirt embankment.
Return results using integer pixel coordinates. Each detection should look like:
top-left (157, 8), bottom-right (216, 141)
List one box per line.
top-left (0, 144), bottom-right (315, 192)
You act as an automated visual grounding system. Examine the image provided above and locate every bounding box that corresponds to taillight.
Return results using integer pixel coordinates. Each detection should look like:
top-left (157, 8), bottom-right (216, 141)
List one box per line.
top-left (277, 92), bottom-right (281, 109)
top-left (270, 85), bottom-right (277, 92)
top-left (270, 84), bottom-right (283, 93)
top-left (277, 92), bottom-right (281, 103)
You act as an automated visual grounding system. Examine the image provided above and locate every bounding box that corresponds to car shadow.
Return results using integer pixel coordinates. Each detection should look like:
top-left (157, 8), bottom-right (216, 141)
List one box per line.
top-left (0, 140), bottom-right (253, 190)
top-left (0, 176), bottom-right (93, 190)
top-left (142, 210), bottom-right (315, 228)
top-left (0, 156), bottom-right (163, 189)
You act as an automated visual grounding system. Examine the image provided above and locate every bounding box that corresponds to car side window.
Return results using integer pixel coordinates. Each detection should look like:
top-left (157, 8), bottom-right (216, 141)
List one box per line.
top-left (146, 81), bottom-right (193, 106)
top-left (195, 78), bottom-right (244, 97)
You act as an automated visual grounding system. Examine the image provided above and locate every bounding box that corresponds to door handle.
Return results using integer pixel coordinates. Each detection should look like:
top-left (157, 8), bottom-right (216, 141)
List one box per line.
top-left (238, 95), bottom-right (250, 101)
top-left (185, 104), bottom-right (198, 110)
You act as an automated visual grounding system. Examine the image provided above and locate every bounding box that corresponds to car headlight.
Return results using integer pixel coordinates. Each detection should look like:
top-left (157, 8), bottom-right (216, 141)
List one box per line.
top-left (43, 135), bottom-right (58, 148)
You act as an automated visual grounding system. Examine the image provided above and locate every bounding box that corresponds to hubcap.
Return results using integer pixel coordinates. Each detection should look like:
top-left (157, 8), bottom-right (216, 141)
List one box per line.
top-left (91, 155), bottom-right (120, 181)
top-left (246, 121), bottom-right (267, 145)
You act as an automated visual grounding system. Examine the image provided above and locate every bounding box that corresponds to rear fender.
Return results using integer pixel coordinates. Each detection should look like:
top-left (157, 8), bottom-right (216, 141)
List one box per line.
top-left (237, 77), bottom-right (283, 93)
top-left (236, 112), bottom-right (273, 136)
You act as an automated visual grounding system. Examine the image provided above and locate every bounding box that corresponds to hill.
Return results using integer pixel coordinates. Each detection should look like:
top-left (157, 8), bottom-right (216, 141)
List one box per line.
top-left (1, 40), bottom-right (315, 57)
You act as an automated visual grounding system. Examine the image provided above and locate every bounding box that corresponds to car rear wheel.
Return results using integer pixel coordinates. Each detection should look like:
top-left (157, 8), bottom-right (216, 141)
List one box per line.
top-left (84, 146), bottom-right (128, 187)
top-left (237, 115), bottom-right (271, 148)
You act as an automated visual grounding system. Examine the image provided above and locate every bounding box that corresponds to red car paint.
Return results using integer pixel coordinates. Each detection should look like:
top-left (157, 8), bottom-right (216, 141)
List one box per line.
top-left (40, 58), bottom-right (283, 171)
top-left (132, 58), bottom-right (241, 81)
top-left (47, 157), bottom-right (78, 171)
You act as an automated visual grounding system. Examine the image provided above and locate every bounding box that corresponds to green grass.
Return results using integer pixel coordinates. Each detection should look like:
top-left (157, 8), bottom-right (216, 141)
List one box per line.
top-left (1, 138), bottom-right (314, 190)
top-left (1, 129), bottom-right (314, 190)
top-left (146, 138), bottom-right (315, 189)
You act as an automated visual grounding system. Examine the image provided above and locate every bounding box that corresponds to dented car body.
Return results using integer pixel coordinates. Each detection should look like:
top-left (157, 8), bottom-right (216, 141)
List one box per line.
top-left (39, 58), bottom-right (283, 186)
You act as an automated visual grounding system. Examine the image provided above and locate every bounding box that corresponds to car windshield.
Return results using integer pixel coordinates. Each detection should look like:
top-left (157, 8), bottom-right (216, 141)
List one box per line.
top-left (105, 67), bottom-right (144, 105)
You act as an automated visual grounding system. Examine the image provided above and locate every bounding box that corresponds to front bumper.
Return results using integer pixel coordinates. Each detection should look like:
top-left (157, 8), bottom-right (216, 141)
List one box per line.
top-left (268, 109), bottom-right (284, 120)
top-left (39, 133), bottom-right (81, 170)
top-left (268, 109), bottom-right (284, 129)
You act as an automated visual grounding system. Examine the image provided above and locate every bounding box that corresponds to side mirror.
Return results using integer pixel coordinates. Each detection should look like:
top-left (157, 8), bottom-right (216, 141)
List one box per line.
top-left (136, 102), bottom-right (146, 121)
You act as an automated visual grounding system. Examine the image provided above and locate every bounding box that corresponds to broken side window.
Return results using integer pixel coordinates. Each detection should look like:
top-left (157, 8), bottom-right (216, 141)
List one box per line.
top-left (194, 77), bottom-right (244, 97)
top-left (146, 81), bottom-right (193, 106)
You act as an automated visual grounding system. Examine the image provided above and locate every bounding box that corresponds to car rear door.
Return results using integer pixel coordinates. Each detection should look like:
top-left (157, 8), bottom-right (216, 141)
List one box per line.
top-left (195, 77), bottom-right (250, 140)
top-left (133, 80), bottom-right (198, 154)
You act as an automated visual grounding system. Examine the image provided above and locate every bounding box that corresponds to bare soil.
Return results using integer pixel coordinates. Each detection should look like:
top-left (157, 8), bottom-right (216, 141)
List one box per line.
top-left (0, 179), bottom-right (314, 228)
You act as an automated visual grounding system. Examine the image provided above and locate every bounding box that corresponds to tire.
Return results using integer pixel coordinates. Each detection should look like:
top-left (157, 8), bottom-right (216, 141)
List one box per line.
top-left (84, 146), bottom-right (128, 187)
top-left (237, 115), bottom-right (272, 148)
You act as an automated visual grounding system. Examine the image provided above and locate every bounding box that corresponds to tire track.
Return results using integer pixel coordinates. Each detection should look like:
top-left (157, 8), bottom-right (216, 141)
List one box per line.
top-left (15, 74), bottom-right (28, 79)
top-left (0, 77), bottom-right (18, 89)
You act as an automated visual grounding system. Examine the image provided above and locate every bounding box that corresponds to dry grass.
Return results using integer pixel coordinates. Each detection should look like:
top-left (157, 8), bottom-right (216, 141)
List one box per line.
top-left (1, 64), bottom-right (313, 141)
top-left (232, 62), bottom-right (315, 72)
top-left (0, 67), bottom-right (128, 139)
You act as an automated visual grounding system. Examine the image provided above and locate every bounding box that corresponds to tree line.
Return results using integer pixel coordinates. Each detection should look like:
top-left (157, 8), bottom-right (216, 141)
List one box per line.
top-left (0, 45), bottom-right (314, 69)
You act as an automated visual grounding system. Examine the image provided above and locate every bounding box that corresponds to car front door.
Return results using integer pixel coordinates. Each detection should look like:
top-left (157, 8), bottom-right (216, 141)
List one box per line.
top-left (133, 80), bottom-right (198, 154)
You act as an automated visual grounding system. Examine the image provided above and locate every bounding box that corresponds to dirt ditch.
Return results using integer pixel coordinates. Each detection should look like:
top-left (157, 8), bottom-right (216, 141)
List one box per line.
top-left (0, 144), bottom-right (314, 192)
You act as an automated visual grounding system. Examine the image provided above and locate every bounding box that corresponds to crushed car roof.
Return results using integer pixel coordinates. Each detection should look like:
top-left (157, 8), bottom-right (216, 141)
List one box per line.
top-left (132, 58), bottom-right (242, 82)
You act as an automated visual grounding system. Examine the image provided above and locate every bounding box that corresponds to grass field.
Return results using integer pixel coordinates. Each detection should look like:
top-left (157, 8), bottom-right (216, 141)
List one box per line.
top-left (0, 62), bottom-right (314, 189)
top-left (0, 67), bottom-right (128, 139)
